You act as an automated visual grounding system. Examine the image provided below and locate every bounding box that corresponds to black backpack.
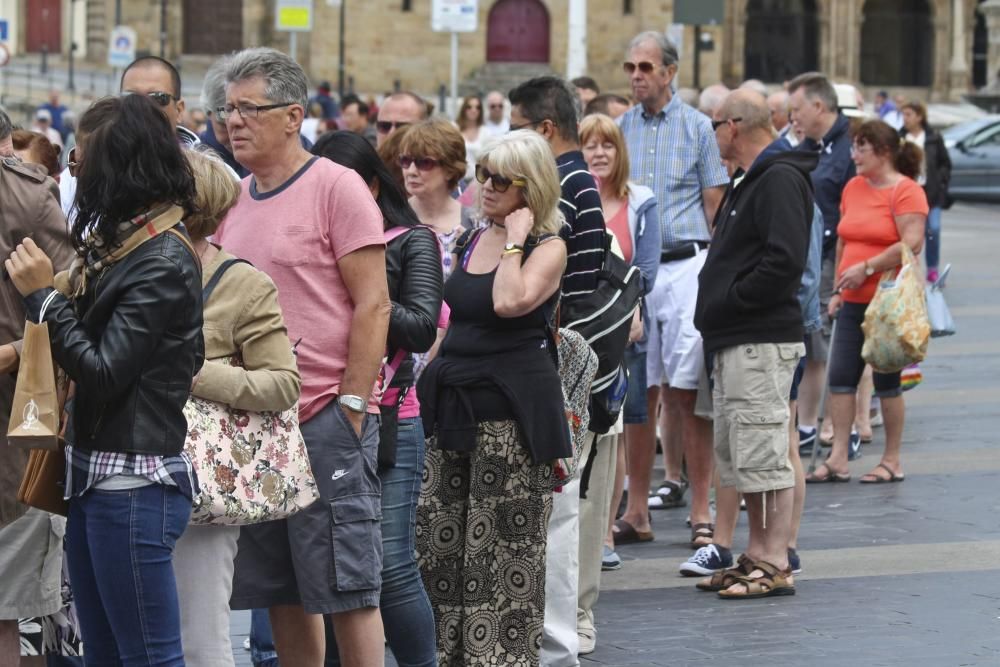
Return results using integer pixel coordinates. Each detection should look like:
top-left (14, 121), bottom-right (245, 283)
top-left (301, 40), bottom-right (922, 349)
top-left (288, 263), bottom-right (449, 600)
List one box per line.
top-left (561, 231), bottom-right (643, 433)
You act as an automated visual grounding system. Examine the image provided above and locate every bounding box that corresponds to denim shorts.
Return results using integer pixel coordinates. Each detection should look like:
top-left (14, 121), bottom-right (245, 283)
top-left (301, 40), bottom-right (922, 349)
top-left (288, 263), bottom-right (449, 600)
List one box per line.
top-left (623, 345), bottom-right (647, 424)
top-left (231, 400), bottom-right (383, 615)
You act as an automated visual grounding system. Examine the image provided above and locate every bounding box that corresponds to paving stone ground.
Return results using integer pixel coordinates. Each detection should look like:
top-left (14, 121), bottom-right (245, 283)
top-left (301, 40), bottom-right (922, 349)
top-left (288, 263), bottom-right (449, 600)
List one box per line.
top-left (231, 202), bottom-right (1000, 666)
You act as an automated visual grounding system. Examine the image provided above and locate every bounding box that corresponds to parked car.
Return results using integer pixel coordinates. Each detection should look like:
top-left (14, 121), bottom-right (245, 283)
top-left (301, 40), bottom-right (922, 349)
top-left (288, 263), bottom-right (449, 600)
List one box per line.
top-left (942, 115), bottom-right (1000, 202)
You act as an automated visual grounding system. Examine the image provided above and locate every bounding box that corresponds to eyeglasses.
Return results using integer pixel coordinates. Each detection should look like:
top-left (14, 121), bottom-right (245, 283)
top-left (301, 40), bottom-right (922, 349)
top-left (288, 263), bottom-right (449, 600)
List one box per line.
top-left (217, 102), bottom-right (295, 121)
top-left (711, 117), bottom-right (744, 131)
top-left (509, 120), bottom-right (543, 132)
top-left (489, 104), bottom-right (504, 109)
top-left (399, 155), bottom-right (440, 171)
top-left (376, 120), bottom-right (411, 134)
top-left (122, 90), bottom-right (177, 107)
top-left (623, 61), bottom-right (658, 75)
top-left (475, 165), bottom-right (526, 193)
top-left (850, 143), bottom-right (873, 155)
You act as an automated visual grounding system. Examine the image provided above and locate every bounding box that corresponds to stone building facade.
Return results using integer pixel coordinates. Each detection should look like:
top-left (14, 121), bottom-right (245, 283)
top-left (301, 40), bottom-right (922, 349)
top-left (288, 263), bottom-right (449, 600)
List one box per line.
top-left (21, 0), bottom-right (992, 102)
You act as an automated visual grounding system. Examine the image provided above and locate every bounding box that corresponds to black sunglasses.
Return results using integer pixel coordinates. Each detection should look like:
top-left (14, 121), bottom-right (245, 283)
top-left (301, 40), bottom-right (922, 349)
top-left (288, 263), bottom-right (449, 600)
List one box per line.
top-left (376, 120), bottom-right (411, 134)
top-left (475, 165), bottom-right (526, 194)
top-left (123, 90), bottom-right (176, 107)
top-left (711, 117), bottom-right (744, 131)
top-left (623, 61), bottom-right (657, 75)
top-left (399, 155), bottom-right (440, 171)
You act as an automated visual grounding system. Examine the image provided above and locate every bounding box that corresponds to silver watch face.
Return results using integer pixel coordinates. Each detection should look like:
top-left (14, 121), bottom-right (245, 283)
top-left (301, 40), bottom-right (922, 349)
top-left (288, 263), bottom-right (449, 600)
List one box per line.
top-left (339, 395), bottom-right (365, 412)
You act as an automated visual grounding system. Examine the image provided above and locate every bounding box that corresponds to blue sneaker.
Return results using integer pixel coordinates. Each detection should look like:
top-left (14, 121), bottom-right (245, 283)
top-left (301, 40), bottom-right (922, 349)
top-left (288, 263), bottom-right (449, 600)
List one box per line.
top-left (847, 431), bottom-right (863, 461)
top-left (602, 545), bottom-right (622, 571)
top-left (787, 547), bottom-right (802, 575)
top-left (679, 544), bottom-right (732, 576)
top-left (798, 427), bottom-right (818, 454)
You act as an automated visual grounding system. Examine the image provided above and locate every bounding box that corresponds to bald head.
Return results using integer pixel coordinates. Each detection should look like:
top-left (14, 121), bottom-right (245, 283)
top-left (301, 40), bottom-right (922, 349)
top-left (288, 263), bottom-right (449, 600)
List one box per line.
top-left (713, 89), bottom-right (775, 168)
top-left (719, 89), bottom-right (772, 135)
top-left (767, 91), bottom-right (789, 131)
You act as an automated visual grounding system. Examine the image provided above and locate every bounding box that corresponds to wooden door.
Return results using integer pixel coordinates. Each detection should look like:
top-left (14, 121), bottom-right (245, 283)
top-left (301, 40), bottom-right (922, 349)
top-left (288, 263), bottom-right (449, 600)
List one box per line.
top-left (487, 0), bottom-right (550, 63)
top-left (26, 0), bottom-right (62, 54)
top-left (183, 0), bottom-right (243, 55)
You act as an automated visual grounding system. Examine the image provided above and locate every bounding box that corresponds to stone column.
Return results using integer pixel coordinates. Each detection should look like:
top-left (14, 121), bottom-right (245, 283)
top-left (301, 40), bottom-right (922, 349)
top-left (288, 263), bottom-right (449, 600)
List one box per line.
top-left (566, 0), bottom-right (586, 78)
top-left (982, 0), bottom-right (1000, 88)
top-left (947, 0), bottom-right (970, 98)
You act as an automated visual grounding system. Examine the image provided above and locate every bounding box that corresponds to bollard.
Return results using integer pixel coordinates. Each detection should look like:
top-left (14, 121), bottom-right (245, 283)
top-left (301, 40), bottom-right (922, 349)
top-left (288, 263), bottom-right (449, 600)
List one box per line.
top-left (348, 76), bottom-right (355, 95)
top-left (393, 79), bottom-right (401, 93)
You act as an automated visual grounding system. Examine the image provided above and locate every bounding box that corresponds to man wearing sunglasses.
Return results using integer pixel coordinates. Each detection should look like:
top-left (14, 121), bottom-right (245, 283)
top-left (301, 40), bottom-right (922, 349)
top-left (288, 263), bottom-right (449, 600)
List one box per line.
top-left (121, 56), bottom-right (200, 148)
top-left (483, 90), bottom-right (510, 137)
top-left (615, 32), bottom-right (729, 564)
top-left (375, 91), bottom-right (428, 148)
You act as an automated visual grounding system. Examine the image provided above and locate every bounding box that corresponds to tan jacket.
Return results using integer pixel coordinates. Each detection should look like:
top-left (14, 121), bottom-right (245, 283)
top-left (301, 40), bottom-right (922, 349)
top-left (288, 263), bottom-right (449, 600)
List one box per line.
top-left (193, 248), bottom-right (300, 413)
top-left (0, 158), bottom-right (75, 527)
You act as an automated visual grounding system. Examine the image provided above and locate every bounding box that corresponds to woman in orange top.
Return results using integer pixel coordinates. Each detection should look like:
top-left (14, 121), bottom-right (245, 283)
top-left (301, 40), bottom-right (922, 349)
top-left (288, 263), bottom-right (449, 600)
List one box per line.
top-left (807, 120), bottom-right (927, 485)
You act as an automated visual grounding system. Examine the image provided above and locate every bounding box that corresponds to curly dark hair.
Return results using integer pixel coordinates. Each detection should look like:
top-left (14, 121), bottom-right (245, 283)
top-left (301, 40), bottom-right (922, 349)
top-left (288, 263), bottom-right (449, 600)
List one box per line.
top-left (72, 95), bottom-right (196, 253)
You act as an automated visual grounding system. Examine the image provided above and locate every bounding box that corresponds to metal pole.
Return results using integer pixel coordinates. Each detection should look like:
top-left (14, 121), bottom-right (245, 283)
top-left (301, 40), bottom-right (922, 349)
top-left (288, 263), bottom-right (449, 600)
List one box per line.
top-left (289, 32), bottom-right (297, 61)
top-left (337, 0), bottom-right (346, 99)
top-left (159, 0), bottom-right (167, 58)
top-left (692, 24), bottom-right (701, 90)
top-left (68, 0), bottom-right (76, 92)
top-left (115, 0), bottom-right (122, 25)
top-left (450, 31), bottom-right (458, 118)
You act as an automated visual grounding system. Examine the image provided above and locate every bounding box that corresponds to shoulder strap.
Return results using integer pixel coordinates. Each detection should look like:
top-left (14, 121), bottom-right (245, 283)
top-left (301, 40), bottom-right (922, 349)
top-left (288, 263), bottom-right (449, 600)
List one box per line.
top-left (203, 258), bottom-right (253, 302)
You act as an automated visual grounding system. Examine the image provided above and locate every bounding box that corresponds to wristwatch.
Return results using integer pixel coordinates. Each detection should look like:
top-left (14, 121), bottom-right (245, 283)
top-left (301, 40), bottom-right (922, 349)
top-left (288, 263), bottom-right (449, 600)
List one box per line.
top-left (338, 394), bottom-right (366, 413)
top-left (503, 242), bottom-right (525, 254)
top-left (864, 260), bottom-right (875, 277)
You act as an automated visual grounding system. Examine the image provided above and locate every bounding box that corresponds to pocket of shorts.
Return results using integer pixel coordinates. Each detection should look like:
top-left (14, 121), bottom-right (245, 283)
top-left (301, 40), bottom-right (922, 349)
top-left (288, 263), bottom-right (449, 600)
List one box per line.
top-left (777, 343), bottom-right (804, 362)
top-left (271, 226), bottom-right (315, 266)
top-left (329, 493), bottom-right (382, 591)
top-left (733, 408), bottom-right (788, 471)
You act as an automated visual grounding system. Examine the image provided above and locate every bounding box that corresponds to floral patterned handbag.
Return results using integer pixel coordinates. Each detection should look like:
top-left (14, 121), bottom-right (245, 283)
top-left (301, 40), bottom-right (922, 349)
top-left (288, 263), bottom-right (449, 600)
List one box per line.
top-left (861, 244), bottom-right (931, 373)
top-left (183, 259), bottom-right (319, 525)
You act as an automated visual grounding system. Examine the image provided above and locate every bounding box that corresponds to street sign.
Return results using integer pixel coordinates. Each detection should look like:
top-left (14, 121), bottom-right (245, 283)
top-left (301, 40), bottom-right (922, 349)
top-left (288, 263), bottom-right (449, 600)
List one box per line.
top-left (108, 25), bottom-right (137, 68)
top-left (673, 0), bottom-right (724, 26)
top-left (0, 44), bottom-right (9, 68)
top-left (276, 0), bottom-right (314, 32)
top-left (0, 19), bottom-right (8, 42)
top-left (432, 0), bottom-right (478, 33)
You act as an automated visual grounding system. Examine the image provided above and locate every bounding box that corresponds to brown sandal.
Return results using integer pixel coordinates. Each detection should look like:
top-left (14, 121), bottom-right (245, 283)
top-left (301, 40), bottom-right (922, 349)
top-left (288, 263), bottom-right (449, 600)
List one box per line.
top-left (717, 559), bottom-right (795, 599)
top-left (690, 522), bottom-right (714, 549)
top-left (696, 553), bottom-right (754, 591)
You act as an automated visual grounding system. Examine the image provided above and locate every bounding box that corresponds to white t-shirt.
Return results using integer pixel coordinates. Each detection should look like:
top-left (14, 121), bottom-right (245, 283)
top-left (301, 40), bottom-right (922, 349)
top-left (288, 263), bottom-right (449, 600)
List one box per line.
top-left (905, 131), bottom-right (927, 186)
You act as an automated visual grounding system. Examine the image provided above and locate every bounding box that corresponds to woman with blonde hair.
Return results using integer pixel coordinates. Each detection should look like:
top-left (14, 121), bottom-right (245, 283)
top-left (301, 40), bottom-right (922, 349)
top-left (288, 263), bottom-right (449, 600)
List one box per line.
top-left (416, 130), bottom-right (569, 666)
top-left (173, 148), bottom-right (301, 666)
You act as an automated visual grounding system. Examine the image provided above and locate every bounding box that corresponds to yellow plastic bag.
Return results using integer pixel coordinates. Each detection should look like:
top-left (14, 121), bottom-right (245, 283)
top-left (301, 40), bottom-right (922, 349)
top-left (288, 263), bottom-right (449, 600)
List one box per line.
top-left (861, 244), bottom-right (930, 373)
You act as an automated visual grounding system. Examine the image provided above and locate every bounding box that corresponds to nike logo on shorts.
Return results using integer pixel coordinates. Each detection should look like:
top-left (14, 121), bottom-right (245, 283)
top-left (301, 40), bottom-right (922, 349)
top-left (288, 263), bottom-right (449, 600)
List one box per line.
top-left (331, 469), bottom-right (350, 481)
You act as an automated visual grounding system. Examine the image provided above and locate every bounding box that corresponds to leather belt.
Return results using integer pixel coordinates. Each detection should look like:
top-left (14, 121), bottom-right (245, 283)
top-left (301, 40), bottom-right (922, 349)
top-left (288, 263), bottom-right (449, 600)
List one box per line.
top-left (660, 241), bottom-right (709, 264)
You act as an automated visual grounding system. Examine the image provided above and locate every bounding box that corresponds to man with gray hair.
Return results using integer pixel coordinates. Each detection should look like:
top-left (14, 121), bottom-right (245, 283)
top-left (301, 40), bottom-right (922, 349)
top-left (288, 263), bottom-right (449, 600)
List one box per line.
top-left (786, 72), bottom-right (857, 461)
top-left (698, 83), bottom-right (731, 117)
top-left (0, 107), bottom-right (74, 667)
top-left (198, 55), bottom-right (247, 177)
top-left (613, 32), bottom-right (728, 585)
top-left (215, 47), bottom-right (391, 667)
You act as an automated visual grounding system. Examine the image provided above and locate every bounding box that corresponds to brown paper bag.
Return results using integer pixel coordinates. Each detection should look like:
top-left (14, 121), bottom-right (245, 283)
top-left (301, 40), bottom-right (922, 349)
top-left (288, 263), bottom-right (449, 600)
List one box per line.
top-left (7, 320), bottom-right (60, 450)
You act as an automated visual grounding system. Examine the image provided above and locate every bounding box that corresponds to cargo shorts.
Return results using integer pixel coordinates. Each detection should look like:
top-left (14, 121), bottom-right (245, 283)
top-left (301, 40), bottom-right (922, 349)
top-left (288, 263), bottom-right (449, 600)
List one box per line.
top-left (712, 343), bottom-right (804, 494)
top-left (231, 400), bottom-right (382, 615)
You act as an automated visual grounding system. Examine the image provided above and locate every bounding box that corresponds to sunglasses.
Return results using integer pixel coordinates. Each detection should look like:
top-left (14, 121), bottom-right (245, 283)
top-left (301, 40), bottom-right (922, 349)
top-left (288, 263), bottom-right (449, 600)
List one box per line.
top-left (376, 120), bottom-right (411, 134)
top-left (475, 165), bottom-right (526, 194)
top-left (123, 90), bottom-right (177, 107)
top-left (489, 104), bottom-right (504, 109)
top-left (399, 155), bottom-right (440, 171)
top-left (623, 61), bottom-right (658, 75)
top-left (711, 117), bottom-right (743, 131)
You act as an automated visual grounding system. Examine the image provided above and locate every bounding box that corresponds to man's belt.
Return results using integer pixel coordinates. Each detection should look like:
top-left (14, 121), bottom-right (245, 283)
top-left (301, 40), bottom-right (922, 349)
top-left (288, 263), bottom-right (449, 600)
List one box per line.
top-left (660, 241), bottom-right (709, 264)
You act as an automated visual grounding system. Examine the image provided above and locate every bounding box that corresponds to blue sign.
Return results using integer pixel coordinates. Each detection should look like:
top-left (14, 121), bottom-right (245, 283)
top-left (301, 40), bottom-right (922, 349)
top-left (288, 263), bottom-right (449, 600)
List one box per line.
top-left (0, 20), bottom-right (9, 42)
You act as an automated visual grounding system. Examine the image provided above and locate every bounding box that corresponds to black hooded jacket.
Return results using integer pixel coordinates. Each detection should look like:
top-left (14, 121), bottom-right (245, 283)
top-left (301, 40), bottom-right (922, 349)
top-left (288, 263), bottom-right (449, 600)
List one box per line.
top-left (695, 145), bottom-right (818, 354)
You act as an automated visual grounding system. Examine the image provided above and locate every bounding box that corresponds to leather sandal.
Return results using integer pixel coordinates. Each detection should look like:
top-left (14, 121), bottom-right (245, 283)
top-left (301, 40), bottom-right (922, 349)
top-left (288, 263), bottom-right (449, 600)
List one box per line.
top-left (648, 479), bottom-right (687, 509)
top-left (690, 522), bottom-right (714, 549)
top-left (696, 553), bottom-right (754, 592)
top-left (717, 559), bottom-right (795, 600)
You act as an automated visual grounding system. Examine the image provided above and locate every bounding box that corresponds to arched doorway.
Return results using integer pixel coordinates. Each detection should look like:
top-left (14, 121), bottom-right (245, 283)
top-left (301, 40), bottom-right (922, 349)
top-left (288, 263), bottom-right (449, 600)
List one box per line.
top-left (860, 0), bottom-right (934, 86)
top-left (486, 0), bottom-right (550, 63)
top-left (744, 0), bottom-right (818, 82)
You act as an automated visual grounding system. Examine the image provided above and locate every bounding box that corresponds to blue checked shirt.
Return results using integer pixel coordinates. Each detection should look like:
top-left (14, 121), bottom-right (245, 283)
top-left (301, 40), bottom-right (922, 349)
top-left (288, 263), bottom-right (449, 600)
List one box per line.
top-left (618, 94), bottom-right (729, 250)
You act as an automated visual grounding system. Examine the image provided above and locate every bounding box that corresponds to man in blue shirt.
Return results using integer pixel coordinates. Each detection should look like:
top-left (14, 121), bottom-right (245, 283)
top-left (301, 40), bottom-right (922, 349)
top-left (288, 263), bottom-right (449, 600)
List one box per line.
top-left (615, 31), bottom-right (729, 554)
top-left (787, 72), bottom-right (856, 452)
top-left (38, 90), bottom-right (68, 139)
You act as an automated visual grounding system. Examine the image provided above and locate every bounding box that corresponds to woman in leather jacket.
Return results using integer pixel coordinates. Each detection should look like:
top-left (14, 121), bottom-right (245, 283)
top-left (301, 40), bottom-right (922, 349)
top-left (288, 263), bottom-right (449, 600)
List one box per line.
top-left (6, 94), bottom-right (203, 665)
top-left (313, 131), bottom-right (443, 667)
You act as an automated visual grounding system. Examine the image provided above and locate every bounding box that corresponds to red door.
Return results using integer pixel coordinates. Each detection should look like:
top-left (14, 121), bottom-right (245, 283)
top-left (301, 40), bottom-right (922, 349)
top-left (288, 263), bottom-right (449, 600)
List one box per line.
top-left (487, 0), bottom-right (550, 63)
top-left (26, 0), bottom-right (62, 54)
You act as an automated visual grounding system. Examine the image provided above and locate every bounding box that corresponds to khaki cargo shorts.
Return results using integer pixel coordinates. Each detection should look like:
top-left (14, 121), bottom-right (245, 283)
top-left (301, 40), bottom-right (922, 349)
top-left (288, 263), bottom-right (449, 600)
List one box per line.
top-left (712, 342), bottom-right (804, 494)
top-left (0, 508), bottom-right (64, 619)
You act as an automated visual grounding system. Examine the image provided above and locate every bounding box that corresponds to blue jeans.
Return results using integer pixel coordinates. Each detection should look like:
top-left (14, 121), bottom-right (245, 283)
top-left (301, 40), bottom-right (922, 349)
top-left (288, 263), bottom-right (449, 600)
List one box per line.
top-left (925, 206), bottom-right (942, 270)
top-left (325, 417), bottom-right (436, 667)
top-left (65, 484), bottom-right (191, 666)
top-left (249, 608), bottom-right (279, 667)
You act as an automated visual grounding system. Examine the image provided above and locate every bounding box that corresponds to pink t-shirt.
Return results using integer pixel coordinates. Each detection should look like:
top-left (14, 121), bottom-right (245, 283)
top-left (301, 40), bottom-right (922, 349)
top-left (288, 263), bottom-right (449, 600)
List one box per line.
top-left (215, 157), bottom-right (385, 421)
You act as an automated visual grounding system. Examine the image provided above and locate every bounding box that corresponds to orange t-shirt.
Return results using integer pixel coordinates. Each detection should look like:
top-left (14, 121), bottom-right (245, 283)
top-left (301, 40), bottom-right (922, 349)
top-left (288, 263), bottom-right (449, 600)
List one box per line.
top-left (837, 176), bottom-right (928, 304)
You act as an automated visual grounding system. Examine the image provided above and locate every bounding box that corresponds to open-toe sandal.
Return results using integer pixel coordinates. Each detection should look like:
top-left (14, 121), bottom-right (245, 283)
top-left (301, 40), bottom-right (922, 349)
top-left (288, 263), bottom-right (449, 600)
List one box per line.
top-left (690, 522), bottom-right (714, 549)
top-left (696, 553), bottom-right (755, 592)
top-left (717, 560), bottom-right (795, 600)
top-left (648, 479), bottom-right (687, 509)
top-left (805, 463), bottom-right (851, 484)
top-left (859, 462), bottom-right (905, 484)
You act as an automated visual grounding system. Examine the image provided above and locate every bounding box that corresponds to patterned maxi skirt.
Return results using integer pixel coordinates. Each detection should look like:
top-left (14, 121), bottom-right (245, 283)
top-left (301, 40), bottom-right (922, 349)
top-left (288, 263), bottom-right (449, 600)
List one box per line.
top-left (416, 420), bottom-right (553, 667)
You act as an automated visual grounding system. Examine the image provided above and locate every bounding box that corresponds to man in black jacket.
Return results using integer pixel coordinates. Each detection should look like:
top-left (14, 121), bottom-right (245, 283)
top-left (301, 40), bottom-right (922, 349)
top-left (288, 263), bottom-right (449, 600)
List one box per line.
top-left (694, 90), bottom-right (815, 599)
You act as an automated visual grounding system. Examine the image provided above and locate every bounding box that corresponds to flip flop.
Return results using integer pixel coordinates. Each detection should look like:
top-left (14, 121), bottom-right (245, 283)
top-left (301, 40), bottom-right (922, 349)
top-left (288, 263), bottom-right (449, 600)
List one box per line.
top-left (859, 462), bottom-right (905, 484)
top-left (805, 463), bottom-right (851, 484)
top-left (612, 518), bottom-right (653, 545)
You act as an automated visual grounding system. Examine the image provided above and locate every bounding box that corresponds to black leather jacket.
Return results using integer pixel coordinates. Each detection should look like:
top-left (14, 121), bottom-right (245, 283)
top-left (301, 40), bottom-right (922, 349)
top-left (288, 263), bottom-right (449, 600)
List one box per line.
top-left (385, 225), bottom-right (443, 391)
top-left (899, 126), bottom-right (952, 208)
top-left (25, 230), bottom-right (204, 456)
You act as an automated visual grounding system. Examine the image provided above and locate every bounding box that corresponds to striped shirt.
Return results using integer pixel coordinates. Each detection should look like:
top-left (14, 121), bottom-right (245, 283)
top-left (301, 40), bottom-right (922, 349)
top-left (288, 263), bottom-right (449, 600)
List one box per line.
top-left (556, 151), bottom-right (606, 300)
top-left (64, 444), bottom-right (198, 500)
top-left (618, 95), bottom-right (729, 250)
